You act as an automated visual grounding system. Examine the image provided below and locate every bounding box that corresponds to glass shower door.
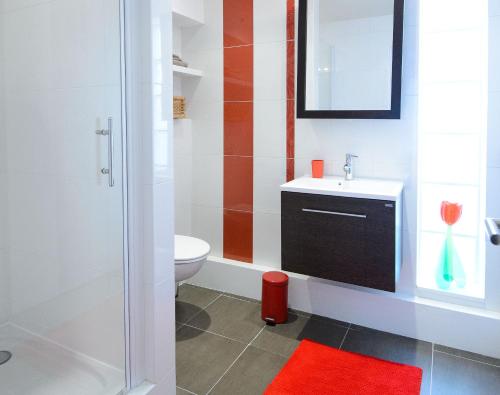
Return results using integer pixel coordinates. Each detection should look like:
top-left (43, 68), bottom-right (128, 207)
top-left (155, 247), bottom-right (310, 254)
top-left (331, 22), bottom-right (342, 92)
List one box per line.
top-left (0, 0), bottom-right (127, 393)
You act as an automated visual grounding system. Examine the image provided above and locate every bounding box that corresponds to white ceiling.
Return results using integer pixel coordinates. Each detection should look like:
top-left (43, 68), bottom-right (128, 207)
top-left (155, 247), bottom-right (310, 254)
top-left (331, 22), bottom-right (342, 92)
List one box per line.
top-left (318, 0), bottom-right (394, 23)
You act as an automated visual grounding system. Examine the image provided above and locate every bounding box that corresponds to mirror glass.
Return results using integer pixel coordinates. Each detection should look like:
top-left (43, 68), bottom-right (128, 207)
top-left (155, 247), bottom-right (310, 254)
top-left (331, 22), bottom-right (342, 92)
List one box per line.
top-left (304, 0), bottom-right (395, 112)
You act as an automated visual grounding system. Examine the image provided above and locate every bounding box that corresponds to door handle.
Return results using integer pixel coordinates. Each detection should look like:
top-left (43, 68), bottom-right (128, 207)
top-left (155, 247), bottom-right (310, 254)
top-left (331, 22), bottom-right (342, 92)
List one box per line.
top-left (302, 208), bottom-right (367, 219)
top-left (96, 117), bottom-right (114, 187)
top-left (485, 218), bottom-right (500, 246)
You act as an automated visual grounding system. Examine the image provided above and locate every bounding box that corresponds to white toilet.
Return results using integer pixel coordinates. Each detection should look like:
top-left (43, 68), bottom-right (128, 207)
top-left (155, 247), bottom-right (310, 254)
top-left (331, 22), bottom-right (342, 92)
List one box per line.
top-left (174, 235), bottom-right (210, 283)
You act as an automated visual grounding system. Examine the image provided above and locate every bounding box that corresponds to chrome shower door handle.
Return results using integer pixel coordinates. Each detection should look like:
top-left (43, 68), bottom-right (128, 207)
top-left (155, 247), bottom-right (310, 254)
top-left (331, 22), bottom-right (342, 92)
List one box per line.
top-left (96, 117), bottom-right (115, 187)
top-left (485, 218), bottom-right (500, 246)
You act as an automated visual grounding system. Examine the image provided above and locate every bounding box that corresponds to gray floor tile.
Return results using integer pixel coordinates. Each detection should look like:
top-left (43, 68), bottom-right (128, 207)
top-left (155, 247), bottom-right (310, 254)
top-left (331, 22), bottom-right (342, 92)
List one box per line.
top-left (176, 387), bottom-right (194, 395)
top-left (176, 284), bottom-right (221, 324)
top-left (342, 325), bottom-right (432, 395)
top-left (310, 314), bottom-right (350, 328)
top-left (209, 346), bottom-right (287, 395)
top-left (176, 326), bottom-right (246, 394)
top-left (187, 296), bottom-right (265, 343)
top-left (223, 292), bottom-right (260, 304)
top-left (432, 351), bottom-right (500, 395)
top-left (288, 308), bottom-right (312, 318)
top-left (252, 313), bottom-right (348, 358)
top-left (435, 344), bottom-right (500, 367)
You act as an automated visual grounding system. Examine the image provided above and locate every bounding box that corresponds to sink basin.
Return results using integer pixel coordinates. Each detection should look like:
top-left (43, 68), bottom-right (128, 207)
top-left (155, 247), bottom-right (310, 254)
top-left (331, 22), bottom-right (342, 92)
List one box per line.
top-left (280, 176), bottom-right (404, 201)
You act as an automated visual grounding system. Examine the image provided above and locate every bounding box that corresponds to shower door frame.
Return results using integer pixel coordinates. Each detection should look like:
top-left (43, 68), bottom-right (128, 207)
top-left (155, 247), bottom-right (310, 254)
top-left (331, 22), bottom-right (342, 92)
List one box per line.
top-left (118, 0), bottom-right (132, 390)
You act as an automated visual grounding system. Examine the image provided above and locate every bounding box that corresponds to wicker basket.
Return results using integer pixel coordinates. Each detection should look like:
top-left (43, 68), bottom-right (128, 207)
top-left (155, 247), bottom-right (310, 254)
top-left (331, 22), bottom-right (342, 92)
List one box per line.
top-left (173, 96), bottom-right (186, 119)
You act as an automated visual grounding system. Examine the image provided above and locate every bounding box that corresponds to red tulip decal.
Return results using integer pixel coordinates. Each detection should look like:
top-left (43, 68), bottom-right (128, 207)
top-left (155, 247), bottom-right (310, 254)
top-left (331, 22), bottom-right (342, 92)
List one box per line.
top-left (440, 201), bottom-right (462, 226)
top-left (437, 201), bottom-right (465, 290)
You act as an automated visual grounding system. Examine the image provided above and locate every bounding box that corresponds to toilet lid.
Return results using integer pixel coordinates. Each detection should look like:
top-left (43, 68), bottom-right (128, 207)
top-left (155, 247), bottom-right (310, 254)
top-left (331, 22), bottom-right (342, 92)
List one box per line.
top-left (175, 235), bottom-right (211, 263)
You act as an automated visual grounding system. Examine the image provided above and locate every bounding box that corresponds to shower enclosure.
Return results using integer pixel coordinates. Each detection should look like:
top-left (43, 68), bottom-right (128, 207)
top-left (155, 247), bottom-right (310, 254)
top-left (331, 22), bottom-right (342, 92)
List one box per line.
top-left (0, 0), bottom-right (128, 393)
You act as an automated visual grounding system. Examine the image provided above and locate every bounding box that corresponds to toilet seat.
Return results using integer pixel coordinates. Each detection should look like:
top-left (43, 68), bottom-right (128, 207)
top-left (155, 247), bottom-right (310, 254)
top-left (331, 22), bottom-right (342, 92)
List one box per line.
top-left (175, 235), bottom-right (210, 265)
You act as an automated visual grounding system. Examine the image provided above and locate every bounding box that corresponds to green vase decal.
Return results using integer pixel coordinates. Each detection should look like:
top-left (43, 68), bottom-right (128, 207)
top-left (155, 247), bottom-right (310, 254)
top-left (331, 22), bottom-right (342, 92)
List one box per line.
top-left (436, 201), bottom-right (466, 290)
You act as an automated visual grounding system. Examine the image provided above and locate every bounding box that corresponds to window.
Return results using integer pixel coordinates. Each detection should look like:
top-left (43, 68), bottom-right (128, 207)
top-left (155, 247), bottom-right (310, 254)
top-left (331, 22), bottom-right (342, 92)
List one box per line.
top-left (417, 0), bottom-right (488, 299)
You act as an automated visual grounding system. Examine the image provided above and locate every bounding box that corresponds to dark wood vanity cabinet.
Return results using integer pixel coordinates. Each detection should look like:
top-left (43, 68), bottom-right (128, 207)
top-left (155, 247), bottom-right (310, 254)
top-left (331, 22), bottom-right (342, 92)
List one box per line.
top-left (281, 192), bottom-right (400, 292)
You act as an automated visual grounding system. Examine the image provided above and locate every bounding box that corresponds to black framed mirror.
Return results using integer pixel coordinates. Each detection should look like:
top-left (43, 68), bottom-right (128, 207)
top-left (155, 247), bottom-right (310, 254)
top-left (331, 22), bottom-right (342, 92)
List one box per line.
top-left (297, 0), bottom-right (404, 119)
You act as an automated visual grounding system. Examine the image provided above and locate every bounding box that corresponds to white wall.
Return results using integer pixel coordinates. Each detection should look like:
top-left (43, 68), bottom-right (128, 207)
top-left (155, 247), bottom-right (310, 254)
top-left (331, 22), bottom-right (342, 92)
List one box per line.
top-left (252, 0), bottom-right (288, 267)
top-left (0, 0), bottom-right (125, 369)
top-left (172, 23), bottom-right (194, 237)
top-left (177, 0), bottom-right (225, 256)
top-left (295, 5), bottom-right (418, 297)
top-left (172, 0), bottom-right (417, 275)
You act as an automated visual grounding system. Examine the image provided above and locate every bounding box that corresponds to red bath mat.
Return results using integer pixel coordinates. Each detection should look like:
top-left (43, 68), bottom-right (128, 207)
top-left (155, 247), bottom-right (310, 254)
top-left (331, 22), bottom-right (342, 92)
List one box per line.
top-left (264, 340), bottom-right (422, 395)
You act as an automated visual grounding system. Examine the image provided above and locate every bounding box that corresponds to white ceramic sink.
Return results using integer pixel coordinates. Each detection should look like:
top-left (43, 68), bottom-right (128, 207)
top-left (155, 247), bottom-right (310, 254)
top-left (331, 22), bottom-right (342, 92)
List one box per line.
top-left (281, 176), bottom-right (404, 201)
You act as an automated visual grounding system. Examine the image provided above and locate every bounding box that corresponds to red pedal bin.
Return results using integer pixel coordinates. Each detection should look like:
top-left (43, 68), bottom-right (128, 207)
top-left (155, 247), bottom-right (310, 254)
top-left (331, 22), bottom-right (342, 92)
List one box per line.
top-left (261, 271), bottom-right (289, 325)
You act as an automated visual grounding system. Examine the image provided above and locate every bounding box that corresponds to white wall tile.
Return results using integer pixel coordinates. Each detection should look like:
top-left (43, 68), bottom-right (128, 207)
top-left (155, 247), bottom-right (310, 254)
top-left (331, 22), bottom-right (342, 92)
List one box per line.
top-left (254, 157), bottom-right (287, 214)
top-left (404, 0), bottom-right (419, 28)
top-left (181, 0), bottom-right (222, 51)
top-left (153, 181), bottom-right (176, 286)
top-left (490, 16), bottom-right (500, 92)
top-left (402, 25), bottom-right (419, 96)
top-left (491, 0), bottom-right (500, 17)
top-left (487, 167), bottom-right (500, 217)
top-left (174, 154), bottom-right (193, 236)
top-left (373, 161), bottom-right (412, 182)
top-left (189, 100), bottom-right (224, 156)
top-left (173, 26), bottom-right (183, 58)
top-left (397, 230), bottom-right (417, 294)
top-left (192, 154), bottom-right (223, 207)
top-left (254, 41), bottom-right (286, 101)
top-left (403, 169), bottom-right (418, 232)
top-left (294, 157), bottom-right (311, 178)
top-left (421, 0), bottom-right (483, 32)
top-left (254, 0), bottom-right (286, 44)
top-left (173, 119), bottom-right (193, 156)
top-left (182, 49), bottom-right (223, 102)
top-left (191, 205), bottom-right (223, 257)
top-left (254, 100), bottom-right (286, 158)
top-left (253, 212), bottom-right (281, 268)
top-left (488, 90), bottom-right (500, 168)
top-left (294, 118), bottom-right (332, 159)
top-left (421, 30), bottom-right (482, 83)
top-left (145, 280), bottom-right (176, 382)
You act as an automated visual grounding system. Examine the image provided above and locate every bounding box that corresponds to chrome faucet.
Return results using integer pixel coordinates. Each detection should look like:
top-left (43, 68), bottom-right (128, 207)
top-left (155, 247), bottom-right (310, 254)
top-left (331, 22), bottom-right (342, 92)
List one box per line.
top-left (343, 153), bottom-right (358, 180)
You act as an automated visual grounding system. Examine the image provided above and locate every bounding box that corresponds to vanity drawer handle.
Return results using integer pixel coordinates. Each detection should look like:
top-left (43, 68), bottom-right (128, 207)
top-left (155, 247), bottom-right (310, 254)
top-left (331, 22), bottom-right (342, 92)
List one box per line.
top-left (302, 208), bottom-right (367, 219)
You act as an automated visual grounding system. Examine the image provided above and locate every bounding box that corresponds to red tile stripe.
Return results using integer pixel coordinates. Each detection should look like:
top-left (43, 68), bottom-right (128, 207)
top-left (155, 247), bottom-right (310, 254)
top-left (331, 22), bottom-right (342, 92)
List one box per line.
top-left (223, 0), bottom-right (254, 263)
top-left (286, 0), bottom-right (296, 182)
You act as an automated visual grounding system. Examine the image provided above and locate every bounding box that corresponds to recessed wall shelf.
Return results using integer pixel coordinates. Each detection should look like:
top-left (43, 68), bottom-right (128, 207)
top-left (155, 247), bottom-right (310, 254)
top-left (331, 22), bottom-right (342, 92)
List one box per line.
top-left (173, 11), bottom-right (203, 28)
top-left (172, 0), bottom-right (204, 27)
top-left (173, 65), bottom-right (203, 78)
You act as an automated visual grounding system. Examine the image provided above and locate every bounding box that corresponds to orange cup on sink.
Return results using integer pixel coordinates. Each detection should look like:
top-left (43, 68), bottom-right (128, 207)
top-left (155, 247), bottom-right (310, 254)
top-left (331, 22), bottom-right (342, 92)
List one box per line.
top-left (311, 160), bottom-right (324, 179)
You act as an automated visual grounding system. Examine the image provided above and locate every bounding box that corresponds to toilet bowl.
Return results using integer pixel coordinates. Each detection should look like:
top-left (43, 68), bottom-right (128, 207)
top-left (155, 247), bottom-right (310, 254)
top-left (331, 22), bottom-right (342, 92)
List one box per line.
top-left (175, 235), bottom-right (210, 283)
